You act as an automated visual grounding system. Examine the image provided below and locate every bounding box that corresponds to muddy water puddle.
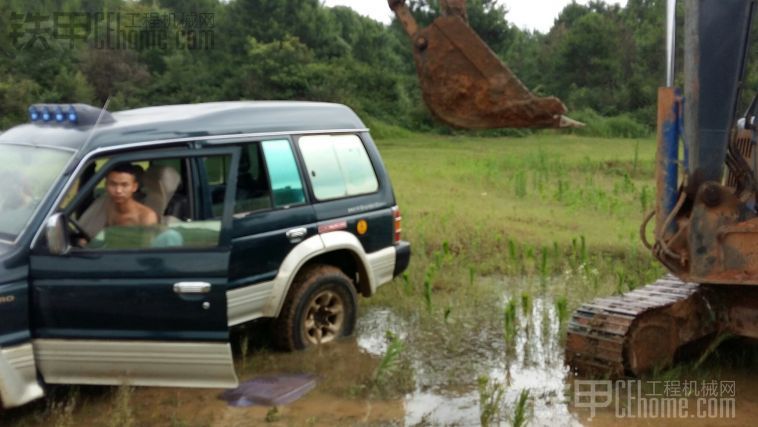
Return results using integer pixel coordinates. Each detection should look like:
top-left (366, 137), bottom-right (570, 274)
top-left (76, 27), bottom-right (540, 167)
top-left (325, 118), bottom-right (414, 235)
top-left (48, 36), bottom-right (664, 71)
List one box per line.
top-left (375, 294), bottom-right (576, 426)
top-left (6, 278), bottom-right (758, 426)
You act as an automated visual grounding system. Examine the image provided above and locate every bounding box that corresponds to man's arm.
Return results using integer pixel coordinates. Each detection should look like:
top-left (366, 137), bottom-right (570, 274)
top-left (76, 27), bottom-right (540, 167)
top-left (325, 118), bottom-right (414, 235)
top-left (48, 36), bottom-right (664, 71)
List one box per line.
top-left (141, 205), bottom-right (159, 226)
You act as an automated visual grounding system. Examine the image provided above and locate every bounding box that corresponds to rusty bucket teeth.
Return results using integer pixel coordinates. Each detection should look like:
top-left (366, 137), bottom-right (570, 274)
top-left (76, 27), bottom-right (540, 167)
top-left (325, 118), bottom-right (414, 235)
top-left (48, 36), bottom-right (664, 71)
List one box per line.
top-left (566, 275), bottom-right (714, 378)
top-left (414, 16), bottom-right (569, 129)
top-left (559, 115), bottom-right (585, 129)
top-left (389, 0), bottom-right (574, 129)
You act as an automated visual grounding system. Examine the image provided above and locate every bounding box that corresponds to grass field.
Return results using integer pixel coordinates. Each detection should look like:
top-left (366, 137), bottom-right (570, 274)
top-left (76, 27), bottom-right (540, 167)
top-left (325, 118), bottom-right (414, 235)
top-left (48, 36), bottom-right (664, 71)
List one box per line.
top-left (372, 131), bottom-right (664, 315)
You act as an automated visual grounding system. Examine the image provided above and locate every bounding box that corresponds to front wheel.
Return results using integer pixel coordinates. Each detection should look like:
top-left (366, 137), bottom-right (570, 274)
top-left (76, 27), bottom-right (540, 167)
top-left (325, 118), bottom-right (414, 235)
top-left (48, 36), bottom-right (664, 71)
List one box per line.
top-left (275, 265), bottom-right (357, 351)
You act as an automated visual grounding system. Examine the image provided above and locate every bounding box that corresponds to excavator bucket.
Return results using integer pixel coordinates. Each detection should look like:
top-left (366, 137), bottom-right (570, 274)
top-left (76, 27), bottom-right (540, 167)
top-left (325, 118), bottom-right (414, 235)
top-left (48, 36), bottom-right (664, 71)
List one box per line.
top-left (389, 0), bottom-right (580, 129)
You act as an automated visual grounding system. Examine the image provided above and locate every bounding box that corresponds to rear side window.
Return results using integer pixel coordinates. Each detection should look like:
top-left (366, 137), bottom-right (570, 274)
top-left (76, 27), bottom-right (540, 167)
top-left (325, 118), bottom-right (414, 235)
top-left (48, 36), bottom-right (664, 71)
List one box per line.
top-left (205, 140), bottom-right (306, 217)
top-left (298, 134), bottom-right (378, 201)
top-left (261, 139), bottom-right (306, 208)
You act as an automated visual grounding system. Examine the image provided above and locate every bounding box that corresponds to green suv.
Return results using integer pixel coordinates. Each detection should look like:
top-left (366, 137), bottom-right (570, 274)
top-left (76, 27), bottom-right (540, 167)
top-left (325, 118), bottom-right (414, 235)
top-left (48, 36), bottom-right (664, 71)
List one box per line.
top-left (0, 101), bottom-right (410, 408)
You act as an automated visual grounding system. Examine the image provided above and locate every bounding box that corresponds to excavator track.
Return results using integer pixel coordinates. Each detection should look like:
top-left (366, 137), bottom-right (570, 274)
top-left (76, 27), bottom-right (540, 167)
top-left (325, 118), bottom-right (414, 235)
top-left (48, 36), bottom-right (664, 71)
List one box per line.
top-left (566, 275), bottom-right (709, 378)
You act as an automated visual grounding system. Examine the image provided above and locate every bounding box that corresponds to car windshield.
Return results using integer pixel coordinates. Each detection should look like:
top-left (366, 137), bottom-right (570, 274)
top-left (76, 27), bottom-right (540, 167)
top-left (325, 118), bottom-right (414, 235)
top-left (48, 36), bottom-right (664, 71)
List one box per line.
top-left (0, 144), bottom-right (72, 242)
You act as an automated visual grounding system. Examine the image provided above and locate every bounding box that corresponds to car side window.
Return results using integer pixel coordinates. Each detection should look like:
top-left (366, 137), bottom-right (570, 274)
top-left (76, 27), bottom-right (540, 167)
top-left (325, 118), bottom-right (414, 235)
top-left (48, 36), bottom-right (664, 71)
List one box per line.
top-left (297, 134), bottom-right (378, 201)
top-left (207, 143), bottom-right (274, 217)
top-left (261, 139), bottom-right (306, 208)
top-left (232, 142), bottom-right (273, 215)
top-left (61, 158), bottom-right (110, 211)
top-left (66, 155), bottom-right (228, 251)
top-left (213, 140), bottom-right (306, 218)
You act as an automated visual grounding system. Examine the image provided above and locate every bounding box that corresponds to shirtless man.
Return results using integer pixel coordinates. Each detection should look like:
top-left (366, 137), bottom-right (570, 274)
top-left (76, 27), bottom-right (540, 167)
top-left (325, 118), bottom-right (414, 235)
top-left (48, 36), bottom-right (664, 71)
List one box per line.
top-left (105, 163), bottom-right (158, 227)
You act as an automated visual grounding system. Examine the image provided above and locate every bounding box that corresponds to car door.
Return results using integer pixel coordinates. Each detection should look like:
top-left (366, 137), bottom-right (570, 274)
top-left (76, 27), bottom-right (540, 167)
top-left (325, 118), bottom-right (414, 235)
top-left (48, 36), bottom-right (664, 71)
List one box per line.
top-left (205, 139), bottom-right (317, 326)
top-left (0, 250), bottom-right (45, 407)
top-left (28, 146), bottom-right (240, 388)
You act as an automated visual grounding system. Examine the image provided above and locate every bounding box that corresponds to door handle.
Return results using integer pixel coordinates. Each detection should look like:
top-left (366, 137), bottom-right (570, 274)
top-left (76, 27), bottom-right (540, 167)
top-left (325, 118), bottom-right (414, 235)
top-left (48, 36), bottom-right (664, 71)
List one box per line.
top-left (286, 227), bottom-right (307, 242)
top-left (173, 282), bottom-right (211, 294)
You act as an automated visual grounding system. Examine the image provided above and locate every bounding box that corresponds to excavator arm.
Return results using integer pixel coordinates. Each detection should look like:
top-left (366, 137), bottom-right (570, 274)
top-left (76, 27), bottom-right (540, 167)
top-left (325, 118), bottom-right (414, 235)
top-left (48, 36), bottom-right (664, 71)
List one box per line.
top-left (388, 0), bottom-right (580, 129)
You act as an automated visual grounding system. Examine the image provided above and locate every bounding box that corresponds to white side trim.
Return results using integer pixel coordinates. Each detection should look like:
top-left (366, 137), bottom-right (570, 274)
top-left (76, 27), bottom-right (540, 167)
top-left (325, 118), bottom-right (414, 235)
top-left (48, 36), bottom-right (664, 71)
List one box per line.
top-left (366, 246), bottom-right (397, 294)
top-left (319, 231), bottom-right (377, 289)
top-left (241, 232), bottom-right (394, 322)
top-left (260, 232), bottom-right (376, 318)
top-left (34, 340), bottom-right (238, 388)
top-left (0, 343), bottom-right (44, 408)
top-left (227, 281), bottom-right (275, 326)
top-left (262, 234), bottom-right (327, 318)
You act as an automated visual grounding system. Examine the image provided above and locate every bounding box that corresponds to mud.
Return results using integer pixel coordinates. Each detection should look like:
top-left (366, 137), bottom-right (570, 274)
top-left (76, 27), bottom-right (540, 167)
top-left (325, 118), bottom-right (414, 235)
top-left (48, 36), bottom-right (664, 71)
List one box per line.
top-left (5, 279), bottom-right (758, 426)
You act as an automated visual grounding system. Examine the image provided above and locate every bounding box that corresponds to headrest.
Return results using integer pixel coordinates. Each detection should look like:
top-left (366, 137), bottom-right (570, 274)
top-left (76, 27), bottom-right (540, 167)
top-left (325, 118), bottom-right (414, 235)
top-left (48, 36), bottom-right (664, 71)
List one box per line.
top-left (142, 166), bottom-right (181, 217)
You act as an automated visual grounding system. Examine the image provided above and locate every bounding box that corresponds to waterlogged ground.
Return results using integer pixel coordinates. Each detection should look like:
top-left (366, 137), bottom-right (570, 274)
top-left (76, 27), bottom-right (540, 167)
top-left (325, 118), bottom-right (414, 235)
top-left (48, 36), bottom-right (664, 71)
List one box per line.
top-left (4, 277), bottom-right (758, 426)
top-left (578, 369), bottom-right (758, 427)
top-left (3, 277), bottom-right (574, 426)
top-left (358, 302), bottom-right (571, 425)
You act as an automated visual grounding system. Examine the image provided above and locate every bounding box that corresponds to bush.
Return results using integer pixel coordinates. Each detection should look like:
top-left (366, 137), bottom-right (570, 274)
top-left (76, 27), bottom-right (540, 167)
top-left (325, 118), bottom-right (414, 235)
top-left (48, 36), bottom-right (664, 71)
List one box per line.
top-left (568, 108), bottom-right (652, 138)
top-left (0, 77), bottom-right (41, 131)
top-left (363, 117), bottom-right (414, 139)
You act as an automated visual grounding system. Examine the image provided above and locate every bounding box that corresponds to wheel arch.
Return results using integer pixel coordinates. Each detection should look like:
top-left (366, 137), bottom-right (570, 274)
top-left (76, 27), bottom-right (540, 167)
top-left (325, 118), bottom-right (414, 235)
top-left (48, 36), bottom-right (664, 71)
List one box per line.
top-left (262, 232), bottom-right (374, 318)
top-left (299, 250), bottom-right (371, 297)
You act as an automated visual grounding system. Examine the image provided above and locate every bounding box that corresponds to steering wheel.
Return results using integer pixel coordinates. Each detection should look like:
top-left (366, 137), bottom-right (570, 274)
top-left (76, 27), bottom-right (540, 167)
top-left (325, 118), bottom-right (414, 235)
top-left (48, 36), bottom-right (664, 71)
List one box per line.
top-left (68, 217), bottom-right (92, 242)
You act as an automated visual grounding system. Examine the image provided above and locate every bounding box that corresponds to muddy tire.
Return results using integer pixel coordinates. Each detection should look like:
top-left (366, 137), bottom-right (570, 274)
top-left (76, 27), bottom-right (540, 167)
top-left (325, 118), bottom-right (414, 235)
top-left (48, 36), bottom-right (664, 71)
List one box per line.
top-left (274, 265), bottom-right (357, 351)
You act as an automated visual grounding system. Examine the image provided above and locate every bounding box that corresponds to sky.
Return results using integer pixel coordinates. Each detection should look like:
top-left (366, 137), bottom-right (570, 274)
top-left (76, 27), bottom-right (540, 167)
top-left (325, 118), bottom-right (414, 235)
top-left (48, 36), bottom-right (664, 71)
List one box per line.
top-left (322, 0), bottom-right (629, 33)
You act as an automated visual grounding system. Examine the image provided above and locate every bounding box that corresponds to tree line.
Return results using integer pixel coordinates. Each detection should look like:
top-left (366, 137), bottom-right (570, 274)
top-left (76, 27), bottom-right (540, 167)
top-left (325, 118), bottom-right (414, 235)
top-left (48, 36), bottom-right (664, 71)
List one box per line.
top-left (0, 0), bottom-right (753, 137)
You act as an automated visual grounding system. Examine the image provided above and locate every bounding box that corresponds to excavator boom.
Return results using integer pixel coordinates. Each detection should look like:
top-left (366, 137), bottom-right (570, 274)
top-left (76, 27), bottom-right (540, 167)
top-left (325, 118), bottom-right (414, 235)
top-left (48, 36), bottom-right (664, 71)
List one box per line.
top-left (388, 0), bottom-right (580, 129)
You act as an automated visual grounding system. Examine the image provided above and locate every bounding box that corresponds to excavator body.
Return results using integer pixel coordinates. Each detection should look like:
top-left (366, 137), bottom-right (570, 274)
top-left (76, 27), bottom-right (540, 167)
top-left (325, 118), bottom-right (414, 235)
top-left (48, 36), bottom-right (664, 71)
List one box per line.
top-left (567, 0), bottom-right (758, 377)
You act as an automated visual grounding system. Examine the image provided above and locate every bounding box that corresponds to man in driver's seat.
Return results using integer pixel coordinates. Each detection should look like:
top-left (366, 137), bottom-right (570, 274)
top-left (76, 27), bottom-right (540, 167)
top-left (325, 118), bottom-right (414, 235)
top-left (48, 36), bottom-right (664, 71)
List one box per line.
top-left (105, 163), bottom-right (158, 227)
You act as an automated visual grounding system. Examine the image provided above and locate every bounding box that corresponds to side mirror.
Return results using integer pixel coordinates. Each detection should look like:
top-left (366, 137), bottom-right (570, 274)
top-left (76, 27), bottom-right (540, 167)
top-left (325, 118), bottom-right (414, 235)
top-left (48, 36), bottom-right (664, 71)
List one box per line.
top-left (46, 213), bottom-right (70, 255)
top-left (743, 93), bottom-right (758, 130)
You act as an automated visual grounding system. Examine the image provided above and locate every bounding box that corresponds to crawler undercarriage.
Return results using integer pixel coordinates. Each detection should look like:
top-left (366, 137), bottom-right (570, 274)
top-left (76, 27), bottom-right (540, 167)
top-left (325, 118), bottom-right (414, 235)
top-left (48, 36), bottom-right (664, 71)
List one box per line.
top-left (567, 275), bottom-right (758, 377)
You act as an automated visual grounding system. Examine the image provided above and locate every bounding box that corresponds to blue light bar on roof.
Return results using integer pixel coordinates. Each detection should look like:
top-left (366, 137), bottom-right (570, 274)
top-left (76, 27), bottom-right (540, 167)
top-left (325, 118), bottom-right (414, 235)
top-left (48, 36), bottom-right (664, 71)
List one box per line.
top-left (28, 103), bottom-right (114, 126)
top-left (67, 105), bottom-right (78, 124)
top-left (54, 106), bottom-right (65, 123)
top-left (28, 106), bottom-right (40, 122)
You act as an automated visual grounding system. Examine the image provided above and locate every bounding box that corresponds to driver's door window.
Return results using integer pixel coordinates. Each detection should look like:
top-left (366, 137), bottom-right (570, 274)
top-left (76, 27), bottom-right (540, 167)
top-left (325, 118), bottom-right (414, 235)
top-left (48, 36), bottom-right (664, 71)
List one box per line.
top-left (64, 154), bottom-right (229, 250)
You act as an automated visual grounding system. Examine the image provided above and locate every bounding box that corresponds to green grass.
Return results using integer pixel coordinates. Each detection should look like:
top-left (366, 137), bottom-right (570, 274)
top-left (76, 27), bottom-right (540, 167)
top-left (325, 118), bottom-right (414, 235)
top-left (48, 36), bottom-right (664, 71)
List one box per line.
top-left (369, 132), bottom-right (664, 316)
top-left (372, 331), bottom-right (405, 387)
top-left (380, 132), bottom-right (656, 249)
top-left (503, 298), bottom-right (518, 349)
top-left (511, 389), bottom-right (531, 427)
top-left (478, 375), bottom-right (505, 426)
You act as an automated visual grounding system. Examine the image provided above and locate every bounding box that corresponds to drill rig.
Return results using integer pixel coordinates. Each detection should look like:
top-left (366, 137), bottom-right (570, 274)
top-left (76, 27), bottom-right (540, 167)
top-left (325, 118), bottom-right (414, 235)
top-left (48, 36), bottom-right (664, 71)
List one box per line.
top-left (566, 0), bottom-right (758, 377)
